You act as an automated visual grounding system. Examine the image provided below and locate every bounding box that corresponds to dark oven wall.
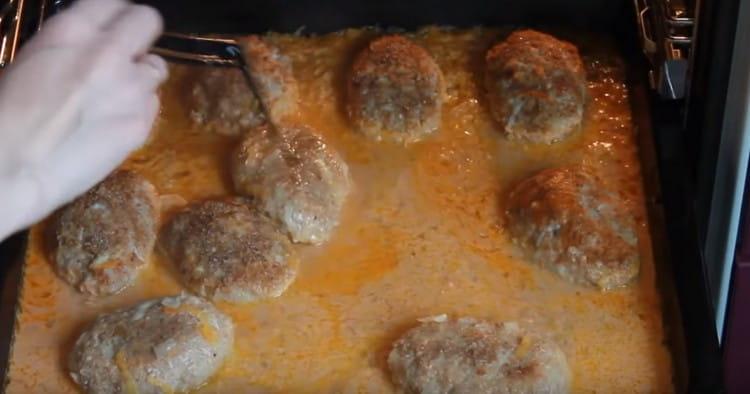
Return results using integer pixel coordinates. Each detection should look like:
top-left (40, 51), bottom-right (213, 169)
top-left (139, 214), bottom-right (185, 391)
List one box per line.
top-left (135, 0), bottom-right (629, 34)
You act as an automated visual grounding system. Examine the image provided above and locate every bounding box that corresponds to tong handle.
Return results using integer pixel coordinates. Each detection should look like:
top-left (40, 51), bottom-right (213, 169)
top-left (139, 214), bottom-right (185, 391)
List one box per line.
top-left (151, 32), bottom-right (241, 67)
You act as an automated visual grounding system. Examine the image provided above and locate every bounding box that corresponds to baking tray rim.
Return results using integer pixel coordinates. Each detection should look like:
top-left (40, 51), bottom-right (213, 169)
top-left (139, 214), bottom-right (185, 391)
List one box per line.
top-left (0, 8), bottom-right (700, 392)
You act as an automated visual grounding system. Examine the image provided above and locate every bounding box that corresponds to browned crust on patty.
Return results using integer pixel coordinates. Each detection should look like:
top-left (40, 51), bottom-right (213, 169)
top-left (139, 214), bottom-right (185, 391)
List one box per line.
top-left (161, 198), bottom-right (298, 302)
top-left (388, 317), bottom-right (570, 393)
top-left (485, 30), bottom-right (587, 144)
top-left (68, 294), bottom-right (234, 394)
top-left (54, 170), bottom-right (159, 296)
top-left (189, 66), bottom-right (266, 137)
top-left (505, 166), bottom-right (639, 290)
top-left (238, 35), bottom-right (300, 124)
top-left (347, 35), bottom-right (445, 143)
top-left (231, 125), bottom-right (351, 244)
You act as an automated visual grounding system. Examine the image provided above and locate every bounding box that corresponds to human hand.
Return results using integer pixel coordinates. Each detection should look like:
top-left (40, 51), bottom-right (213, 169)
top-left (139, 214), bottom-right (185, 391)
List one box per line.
top-left (0, 0), bottom-right (167, 238)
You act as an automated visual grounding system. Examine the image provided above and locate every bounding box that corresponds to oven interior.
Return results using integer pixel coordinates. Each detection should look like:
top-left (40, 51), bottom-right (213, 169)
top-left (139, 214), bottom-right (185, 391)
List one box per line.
top-left (0, 0), bottom-right (728, 391)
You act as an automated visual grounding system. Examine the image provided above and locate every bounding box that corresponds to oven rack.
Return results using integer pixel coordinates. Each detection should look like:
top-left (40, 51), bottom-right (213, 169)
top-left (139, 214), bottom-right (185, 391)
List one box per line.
top-left (634, 0), bottom-right (696, 99)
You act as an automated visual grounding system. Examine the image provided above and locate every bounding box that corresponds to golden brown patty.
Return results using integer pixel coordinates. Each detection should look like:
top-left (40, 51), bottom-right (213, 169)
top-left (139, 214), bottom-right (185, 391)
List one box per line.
top-left (347, 35), bottom-right (445, 143)
top-left (189, 35), bottom-right (298, 136)
top-left (189, 65), bottom-right (267, 137)
top-left (505, 167), bottom-right (639, 290)
top-left (161, 198), bottom-right (298, 302)
top-left (69, 294), bottom-right (233, 394)
top-left (231, 125), bottom-right (351, 244)
top-left (54, 170), bottom-right (159, 296)
top-left (238, 35), bottom-right (300, 124)
top-left (388, 317), bottom-right (570, 394)
top-left (485, 30), bottom-right (587, 144)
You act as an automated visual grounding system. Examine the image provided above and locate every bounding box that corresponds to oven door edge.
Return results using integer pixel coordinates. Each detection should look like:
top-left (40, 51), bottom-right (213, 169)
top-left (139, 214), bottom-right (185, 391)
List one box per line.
top-left (702, 0), bottom-right (750, 341)
top-left (706, 0), bottom-right (750, 390)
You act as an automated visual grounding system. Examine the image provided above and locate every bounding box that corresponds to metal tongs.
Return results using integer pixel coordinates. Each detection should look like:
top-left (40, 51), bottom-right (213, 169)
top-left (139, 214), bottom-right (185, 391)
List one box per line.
top-left (152, 32), bottom-right (242, 67)
top-left (152, 32), bottom-right (273, 125)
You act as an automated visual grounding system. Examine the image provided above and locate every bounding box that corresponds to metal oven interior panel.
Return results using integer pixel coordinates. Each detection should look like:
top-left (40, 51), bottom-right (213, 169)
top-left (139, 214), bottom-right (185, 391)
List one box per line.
top-left (0, 0), bottom-right (724, 391)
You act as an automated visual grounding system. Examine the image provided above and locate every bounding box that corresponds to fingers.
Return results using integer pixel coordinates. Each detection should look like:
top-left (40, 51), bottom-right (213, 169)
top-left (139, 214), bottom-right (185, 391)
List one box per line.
top-left (26, 1), bottom-right (163, 61)
top-left (134, 54), bottom-right (169, 89)
top-left (69, 8), bottom-right (167, 89)
top-left (98, 92), bottom-right (160, 149)
top-left (98, 54), bottom-right (166, 107)
top-left (36, 105), bottom-right (152, 208)
top-left (66, 0), bottom-right (129, 30)
top-left (103, 4), bottom-right (164, 58)
top-left (141, 93), bottom-right (161, 142)
top-left (24, 0), bottom-right (129, 49)
top-left (45, 93), bottom-right (161, 196)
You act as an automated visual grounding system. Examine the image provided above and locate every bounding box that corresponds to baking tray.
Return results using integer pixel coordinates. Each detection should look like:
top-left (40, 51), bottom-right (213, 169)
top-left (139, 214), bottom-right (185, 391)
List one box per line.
top-left (0, 0), bottom-right (722, 392)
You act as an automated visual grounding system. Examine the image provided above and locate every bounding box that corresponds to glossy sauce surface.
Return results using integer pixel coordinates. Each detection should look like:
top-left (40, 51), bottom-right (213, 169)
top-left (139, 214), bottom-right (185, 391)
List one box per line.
top-left (7, 28), bottom-right (673, 393)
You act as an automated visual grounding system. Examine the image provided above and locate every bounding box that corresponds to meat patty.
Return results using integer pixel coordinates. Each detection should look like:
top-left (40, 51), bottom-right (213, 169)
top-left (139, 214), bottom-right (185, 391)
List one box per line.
top-left (347, 35), bottom-right (445, 143)
top-left (231, 125), bottom-right (351, 244)
top-left (189, 35), bottom-right (298, 136)
top-left (388, 316), bottom-right (570, 394)
top-left (54, 170), bottom-right (159, 296)
top-left (239, 35), bottom-right (300, 124)
top-left (484, 30), bottom-right (587, 144)
top-left (189, 65), bottom-right (266, 137)
top-left (505, 167), bottom-right (639, 290)
top-left (69, 294), bottom-right (233, 394)
top-left (161, 198), bottom-right (298, 302)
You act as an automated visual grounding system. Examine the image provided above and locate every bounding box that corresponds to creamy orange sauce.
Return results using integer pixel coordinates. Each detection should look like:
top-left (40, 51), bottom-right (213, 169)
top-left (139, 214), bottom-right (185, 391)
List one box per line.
top-left (7, 28), bottom-right (673, 393)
